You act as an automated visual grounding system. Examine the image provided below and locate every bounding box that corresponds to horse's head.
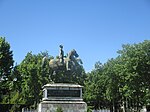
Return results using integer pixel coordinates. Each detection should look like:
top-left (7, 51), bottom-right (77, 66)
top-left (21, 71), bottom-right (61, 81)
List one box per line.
top-left (71, 49), bottom-right (79, 58)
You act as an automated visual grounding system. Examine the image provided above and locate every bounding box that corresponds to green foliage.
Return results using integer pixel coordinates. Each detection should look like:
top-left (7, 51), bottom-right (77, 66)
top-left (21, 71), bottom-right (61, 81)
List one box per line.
top-left (9, 104), bottom-right (21, 112)
top-left (84, 62), bottom-right (109, 109)
top-left (0, 37), bottom-right (14, 78)
top-left (0, 37), bottom-right (14, 104)
top-left (84, 40), bottom-right (150, 111)
top-left (87, 106), bottom-right (93, 112)
top-left (56, 106), bottom-right (63, 112)
top-left (17, 52), bottom-right (51, 107)
top-left (117, 40), bottom-right (150, 105)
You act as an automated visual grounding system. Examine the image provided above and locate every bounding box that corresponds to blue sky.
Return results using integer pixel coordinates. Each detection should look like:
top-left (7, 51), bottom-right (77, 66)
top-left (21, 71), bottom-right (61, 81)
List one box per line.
top-left (0, 0), bottom-right (150, 72)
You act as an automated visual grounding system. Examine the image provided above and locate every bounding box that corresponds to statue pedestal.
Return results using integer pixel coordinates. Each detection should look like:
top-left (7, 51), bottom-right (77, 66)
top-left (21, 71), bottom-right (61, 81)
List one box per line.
top-left (38, 83), bottom-right (87, 112)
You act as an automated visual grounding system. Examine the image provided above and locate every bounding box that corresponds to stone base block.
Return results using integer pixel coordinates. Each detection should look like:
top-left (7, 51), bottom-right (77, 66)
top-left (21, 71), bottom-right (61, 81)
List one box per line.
top-left (38, 101), bottom-right (87, 112)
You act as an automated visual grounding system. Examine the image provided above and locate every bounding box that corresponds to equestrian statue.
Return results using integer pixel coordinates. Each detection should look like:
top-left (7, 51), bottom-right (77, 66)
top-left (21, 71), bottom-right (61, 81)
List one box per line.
top-left (42, 45), bottom-right (83, 75)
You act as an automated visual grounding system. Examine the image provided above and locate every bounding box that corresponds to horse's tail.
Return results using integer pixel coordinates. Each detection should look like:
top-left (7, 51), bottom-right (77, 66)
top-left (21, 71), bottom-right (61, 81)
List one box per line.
top-left (41, 56), bottom-right (47, 68)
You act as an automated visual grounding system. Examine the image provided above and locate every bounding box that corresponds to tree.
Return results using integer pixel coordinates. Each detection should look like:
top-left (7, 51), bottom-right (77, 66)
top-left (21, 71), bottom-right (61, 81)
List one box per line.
top-left (17, 52), bottom-right (51, 108)
top-left (0, 37), bottom-right (14, 80)
top-left (117, 40), bottom-right (150, 111)
top-left (0, 37), bottom-right (14, 103)
top-left (84, 62), bottom-right (108, 109)
top-left (84, 40), bottom-right (150, 112)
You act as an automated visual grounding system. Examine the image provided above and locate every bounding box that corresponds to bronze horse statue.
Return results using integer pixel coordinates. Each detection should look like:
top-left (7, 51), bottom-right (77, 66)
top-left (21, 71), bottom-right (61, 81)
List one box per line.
top-left (42, 46), bottom-right (83, 75)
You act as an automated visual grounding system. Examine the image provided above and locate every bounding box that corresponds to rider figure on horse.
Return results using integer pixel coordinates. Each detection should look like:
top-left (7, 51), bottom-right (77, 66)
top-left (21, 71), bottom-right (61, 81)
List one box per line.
top-left (59, 45), bottom-right (64, 64)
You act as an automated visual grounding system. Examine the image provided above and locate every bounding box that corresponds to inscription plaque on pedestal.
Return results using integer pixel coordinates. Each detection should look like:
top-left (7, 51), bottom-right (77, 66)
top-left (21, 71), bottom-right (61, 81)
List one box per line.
top-left (47, 89), bottom-right (80, 97)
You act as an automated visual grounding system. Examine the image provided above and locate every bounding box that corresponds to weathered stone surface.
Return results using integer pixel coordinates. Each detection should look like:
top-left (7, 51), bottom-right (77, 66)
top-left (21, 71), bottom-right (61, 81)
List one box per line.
top-left (38, 101), bottom-right (87, 112)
